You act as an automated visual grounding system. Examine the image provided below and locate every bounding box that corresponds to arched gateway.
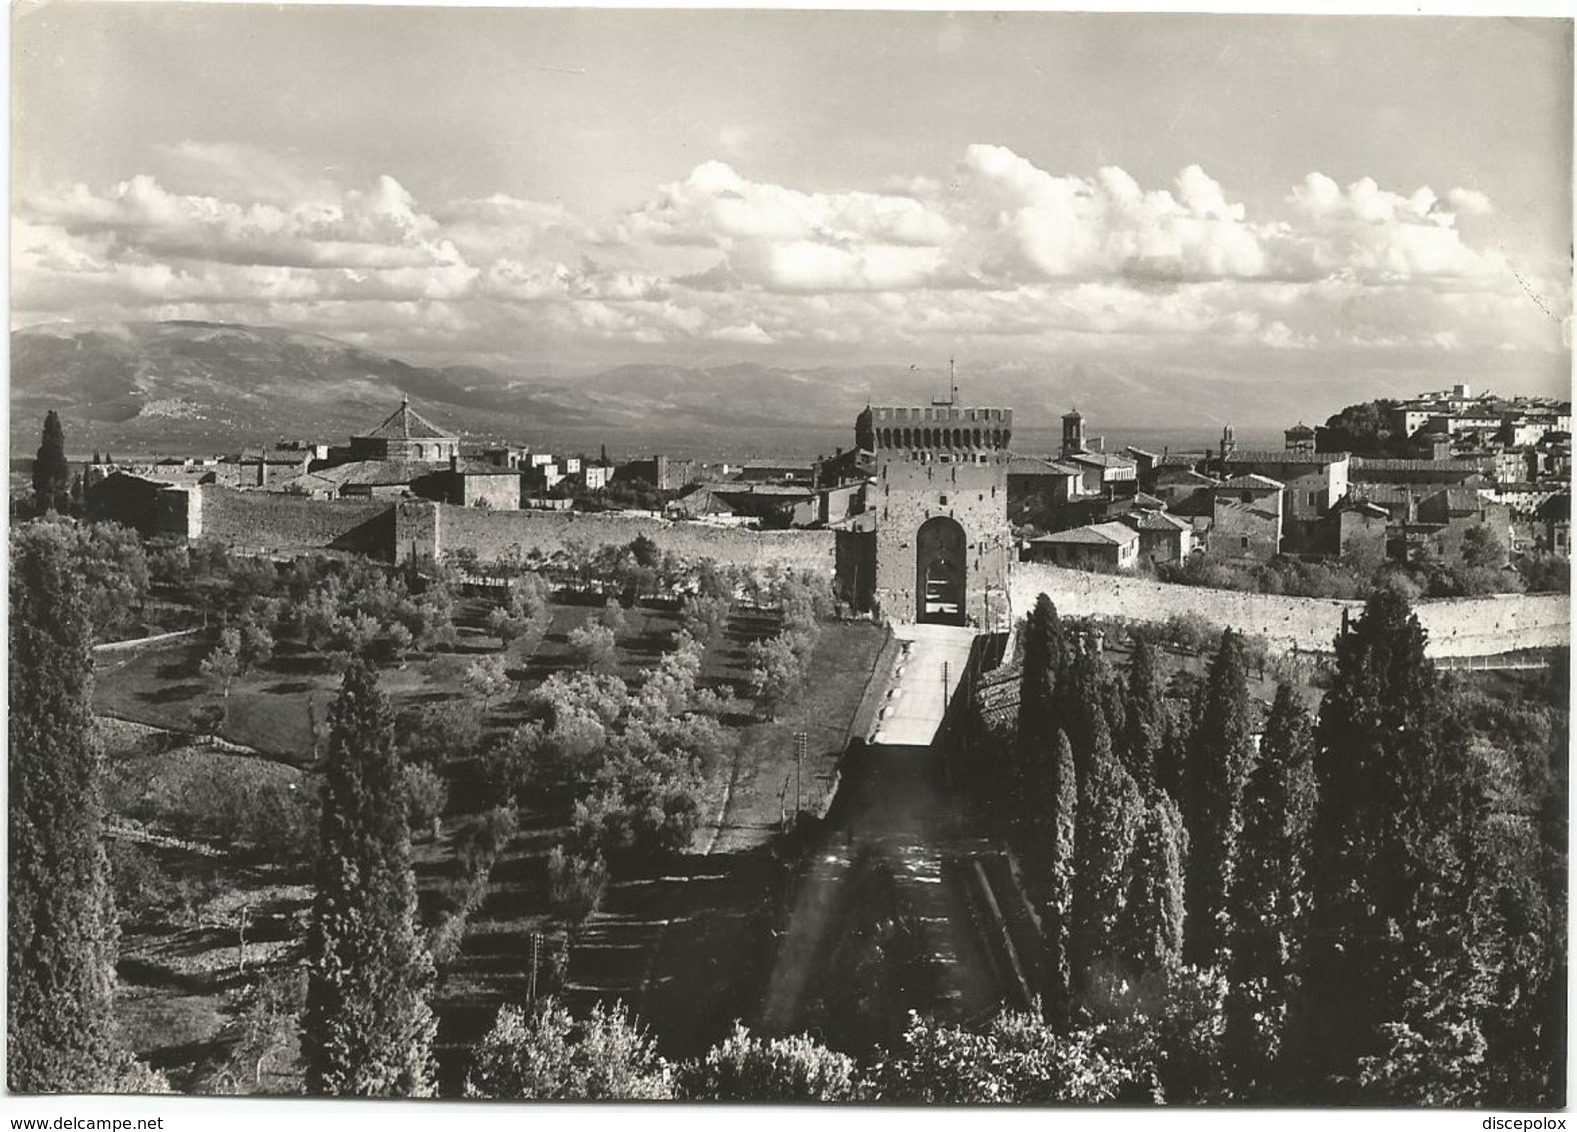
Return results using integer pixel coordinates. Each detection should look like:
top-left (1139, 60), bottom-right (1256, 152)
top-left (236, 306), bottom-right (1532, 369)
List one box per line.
top-left (916, 515), bottom-right (967, 625)
top-left (833, 401), bottom-right (1014, 631)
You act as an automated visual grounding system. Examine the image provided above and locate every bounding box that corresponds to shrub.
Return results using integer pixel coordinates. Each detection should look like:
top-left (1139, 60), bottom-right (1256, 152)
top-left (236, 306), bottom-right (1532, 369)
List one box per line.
top-left (546, 846), bottom-right (609, 925)
top-left (676, 1024), bottom-right (861, 1101)
top-left (110, 751), bottom-right (316, 869)
top-left (745, 622), bottom-right (820, 721)
top-left (430, 804), bottom-right (518, 965)
top-left (681, 593), bottom-right (731, 647)
top-left (870, 1011), bottom-right (1133, 1104)
top-left (464, 654), bottom-right (513, 708)
top-left (396, 703), bottom-right (483, 768)
top-left (597, 598), bottom-right (628, 637)
top-left (457, 805), bottom-right (519, 876)
top-left (1515, 553), bottom-right (1570, 593)
top-left (567, 623), bottom-right (618, 675)
top-left (402, 763), bottom-right (448, 841)
top-left (464, 1000), bottom-right (673, 1100)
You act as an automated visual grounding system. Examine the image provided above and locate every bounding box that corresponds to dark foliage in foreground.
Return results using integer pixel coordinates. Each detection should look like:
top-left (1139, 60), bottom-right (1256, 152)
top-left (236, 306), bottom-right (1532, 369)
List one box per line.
top-left (8, 523), bottom-right (156, 1092)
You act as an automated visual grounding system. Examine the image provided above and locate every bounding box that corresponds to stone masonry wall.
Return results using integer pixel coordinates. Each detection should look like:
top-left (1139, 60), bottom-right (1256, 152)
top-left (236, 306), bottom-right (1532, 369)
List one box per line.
top-left (398, 501), bottom-right (836, 573)
top-left (1010, 562), bottom-right (1570, 658)
top-left (196, 486), bottom-right (394, 556)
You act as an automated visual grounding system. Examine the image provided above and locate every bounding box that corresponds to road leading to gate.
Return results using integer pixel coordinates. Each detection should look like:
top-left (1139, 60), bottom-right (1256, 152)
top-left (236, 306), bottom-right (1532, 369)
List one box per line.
top-left (870, 623), bottom-right (979, 747)
top-left (758, 623), bottom-right (1007, 1037)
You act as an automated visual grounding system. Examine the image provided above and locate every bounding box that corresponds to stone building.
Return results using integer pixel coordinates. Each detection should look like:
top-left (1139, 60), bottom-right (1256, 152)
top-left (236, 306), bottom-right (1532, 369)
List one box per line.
top-left (1120, 508), bottom-right (1194, 566)
top-left (613, 455), bottom-right (703, 492)
top-left (1055, 407), bottom-right (1137, 497)
top-left (85, 471), bottom-right (202, 538)
top-left (1284, 422), bottom-right (1317, 454)
top-left (840, 402), bottom-right (1015, 627)
top-left (1328, 496), bottom-right (1390, 562)
top-left (1151, 466), bottom-right (1219, 507)
top-left (1216, 448), bottom-right (1349, 551)
top-left (1209, 474), bottom-right (1284, 560)
top-left (411, 463), bottom-right (524, 510)
top-left (1536, 493), bottom-right (1570, 555)
top-left (348, 397), bottom-right (460, 463)
top-left (1024, 521), bottom-right (1141, 571)
top-left (1066, 450), bottom-right (1139, 498)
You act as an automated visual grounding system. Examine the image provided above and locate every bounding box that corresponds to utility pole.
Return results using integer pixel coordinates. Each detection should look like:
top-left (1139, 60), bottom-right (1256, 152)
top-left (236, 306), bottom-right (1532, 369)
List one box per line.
top-left (237, 903), bottom-right (250, 974)
top-left (793, 731), bottom-right (808, 814)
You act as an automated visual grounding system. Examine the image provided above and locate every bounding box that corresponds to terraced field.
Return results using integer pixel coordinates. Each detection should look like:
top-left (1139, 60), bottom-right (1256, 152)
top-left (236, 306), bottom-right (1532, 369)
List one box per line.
top-left (97, 588), bottom-right (890, 1090)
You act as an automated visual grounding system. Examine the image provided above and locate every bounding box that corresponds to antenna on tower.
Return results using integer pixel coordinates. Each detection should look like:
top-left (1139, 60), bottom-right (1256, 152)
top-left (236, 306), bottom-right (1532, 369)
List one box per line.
top-left (930, 357), bottom-right (963, 407)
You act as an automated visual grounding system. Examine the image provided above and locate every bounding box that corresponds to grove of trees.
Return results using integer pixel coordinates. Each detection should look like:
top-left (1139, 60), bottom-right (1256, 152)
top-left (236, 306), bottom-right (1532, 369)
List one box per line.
top-left (971, 588), bottom-right (1567, 1105)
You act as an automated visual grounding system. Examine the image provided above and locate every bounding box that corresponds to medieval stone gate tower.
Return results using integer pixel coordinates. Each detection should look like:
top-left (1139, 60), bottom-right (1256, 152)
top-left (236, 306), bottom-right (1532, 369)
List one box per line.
top-left (839, 402), bottom-right (1015, 629)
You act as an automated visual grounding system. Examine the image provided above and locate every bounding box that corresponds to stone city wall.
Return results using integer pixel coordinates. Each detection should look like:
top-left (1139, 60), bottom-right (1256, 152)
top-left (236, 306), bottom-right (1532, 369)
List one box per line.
top-left (397, 501), bottom-right (836, 573)
top-left (196, 486), bottom-right (393, 556)
top-left (1010, 563), bottom-right (1569, 658)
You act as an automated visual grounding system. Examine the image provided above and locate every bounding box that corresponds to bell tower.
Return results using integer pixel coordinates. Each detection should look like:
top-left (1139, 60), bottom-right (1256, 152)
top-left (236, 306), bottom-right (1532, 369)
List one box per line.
top-left (1061, 408), bottom-right (1086, 458)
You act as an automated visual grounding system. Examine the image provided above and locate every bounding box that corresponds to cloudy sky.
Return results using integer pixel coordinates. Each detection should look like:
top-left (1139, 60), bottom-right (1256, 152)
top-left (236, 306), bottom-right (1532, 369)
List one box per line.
top-left (11, 5), bottom-right (1573, 403)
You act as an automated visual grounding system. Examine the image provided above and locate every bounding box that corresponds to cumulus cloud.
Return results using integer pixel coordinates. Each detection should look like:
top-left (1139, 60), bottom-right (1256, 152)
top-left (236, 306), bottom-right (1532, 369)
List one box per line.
top-left (24, 173), bottom-right (447, 270)
top-left (10, 143), bottom-right (1564, 366)
top-left (1447, 187), bottom-right (1494, 217)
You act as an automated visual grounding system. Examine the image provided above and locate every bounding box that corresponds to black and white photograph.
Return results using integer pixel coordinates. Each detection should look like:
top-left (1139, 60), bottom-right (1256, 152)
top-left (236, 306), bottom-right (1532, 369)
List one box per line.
top-left (5, 1), bottom-right (1572, 1119)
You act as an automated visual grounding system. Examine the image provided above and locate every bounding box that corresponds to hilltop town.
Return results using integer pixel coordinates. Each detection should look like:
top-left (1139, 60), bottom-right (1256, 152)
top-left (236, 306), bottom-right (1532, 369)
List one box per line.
top-left (70, 379), bottom-right (1570, 605)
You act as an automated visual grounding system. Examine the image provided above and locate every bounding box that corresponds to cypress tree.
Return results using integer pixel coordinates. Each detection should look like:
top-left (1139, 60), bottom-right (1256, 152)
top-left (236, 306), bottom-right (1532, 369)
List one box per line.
top-left (8, 524), bottom-right (127, 1091)
top-left (302, 660), bottom-right (437, 1096)
top-left (1182, 630), bottom-right (1255, 970)
top-left (1291, 589), bottom-right (1488, 1103)
top-left (1116, 794), bottom-right (1188, 976)
top-left (1100, 670), bottom-right (1128, 768)
top-left (1015, 594), bottom-right (1067, 810)
top-left (1122, 636), bottom-right (1167, 794)
top-left (1041, 729), bottom-right (1078, 1030)
top-left (1058, 643), bottom-right (1110, 777)
top-left (1154, 692), bottom-right (1194, 804)
top-left (1222, 682), bottom-right (1315, 1099)
top-left (33, 411), bottom-right (71, 512)
top-left (1069, 693), bottom-right (1144, 977)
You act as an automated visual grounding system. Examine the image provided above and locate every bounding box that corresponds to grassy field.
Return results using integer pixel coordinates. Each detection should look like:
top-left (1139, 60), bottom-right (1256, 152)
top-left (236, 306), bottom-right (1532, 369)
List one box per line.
top-left (693, 618), bottom-right (890, 854)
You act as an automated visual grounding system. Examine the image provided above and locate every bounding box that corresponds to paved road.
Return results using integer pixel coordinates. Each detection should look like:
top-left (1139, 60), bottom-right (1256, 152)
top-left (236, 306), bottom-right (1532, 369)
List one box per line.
top-left (870, 623), bottom-right (978, 747)
top-left (759, 627), bottom-right (1007, 1036)
top-left (757, 742), bottom-right (1001, 1035)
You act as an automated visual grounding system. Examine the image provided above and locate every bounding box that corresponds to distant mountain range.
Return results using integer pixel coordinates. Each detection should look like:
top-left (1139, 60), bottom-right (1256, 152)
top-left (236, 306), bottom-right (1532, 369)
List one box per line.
top-left (10, 318), bottom-right (1537, 459)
